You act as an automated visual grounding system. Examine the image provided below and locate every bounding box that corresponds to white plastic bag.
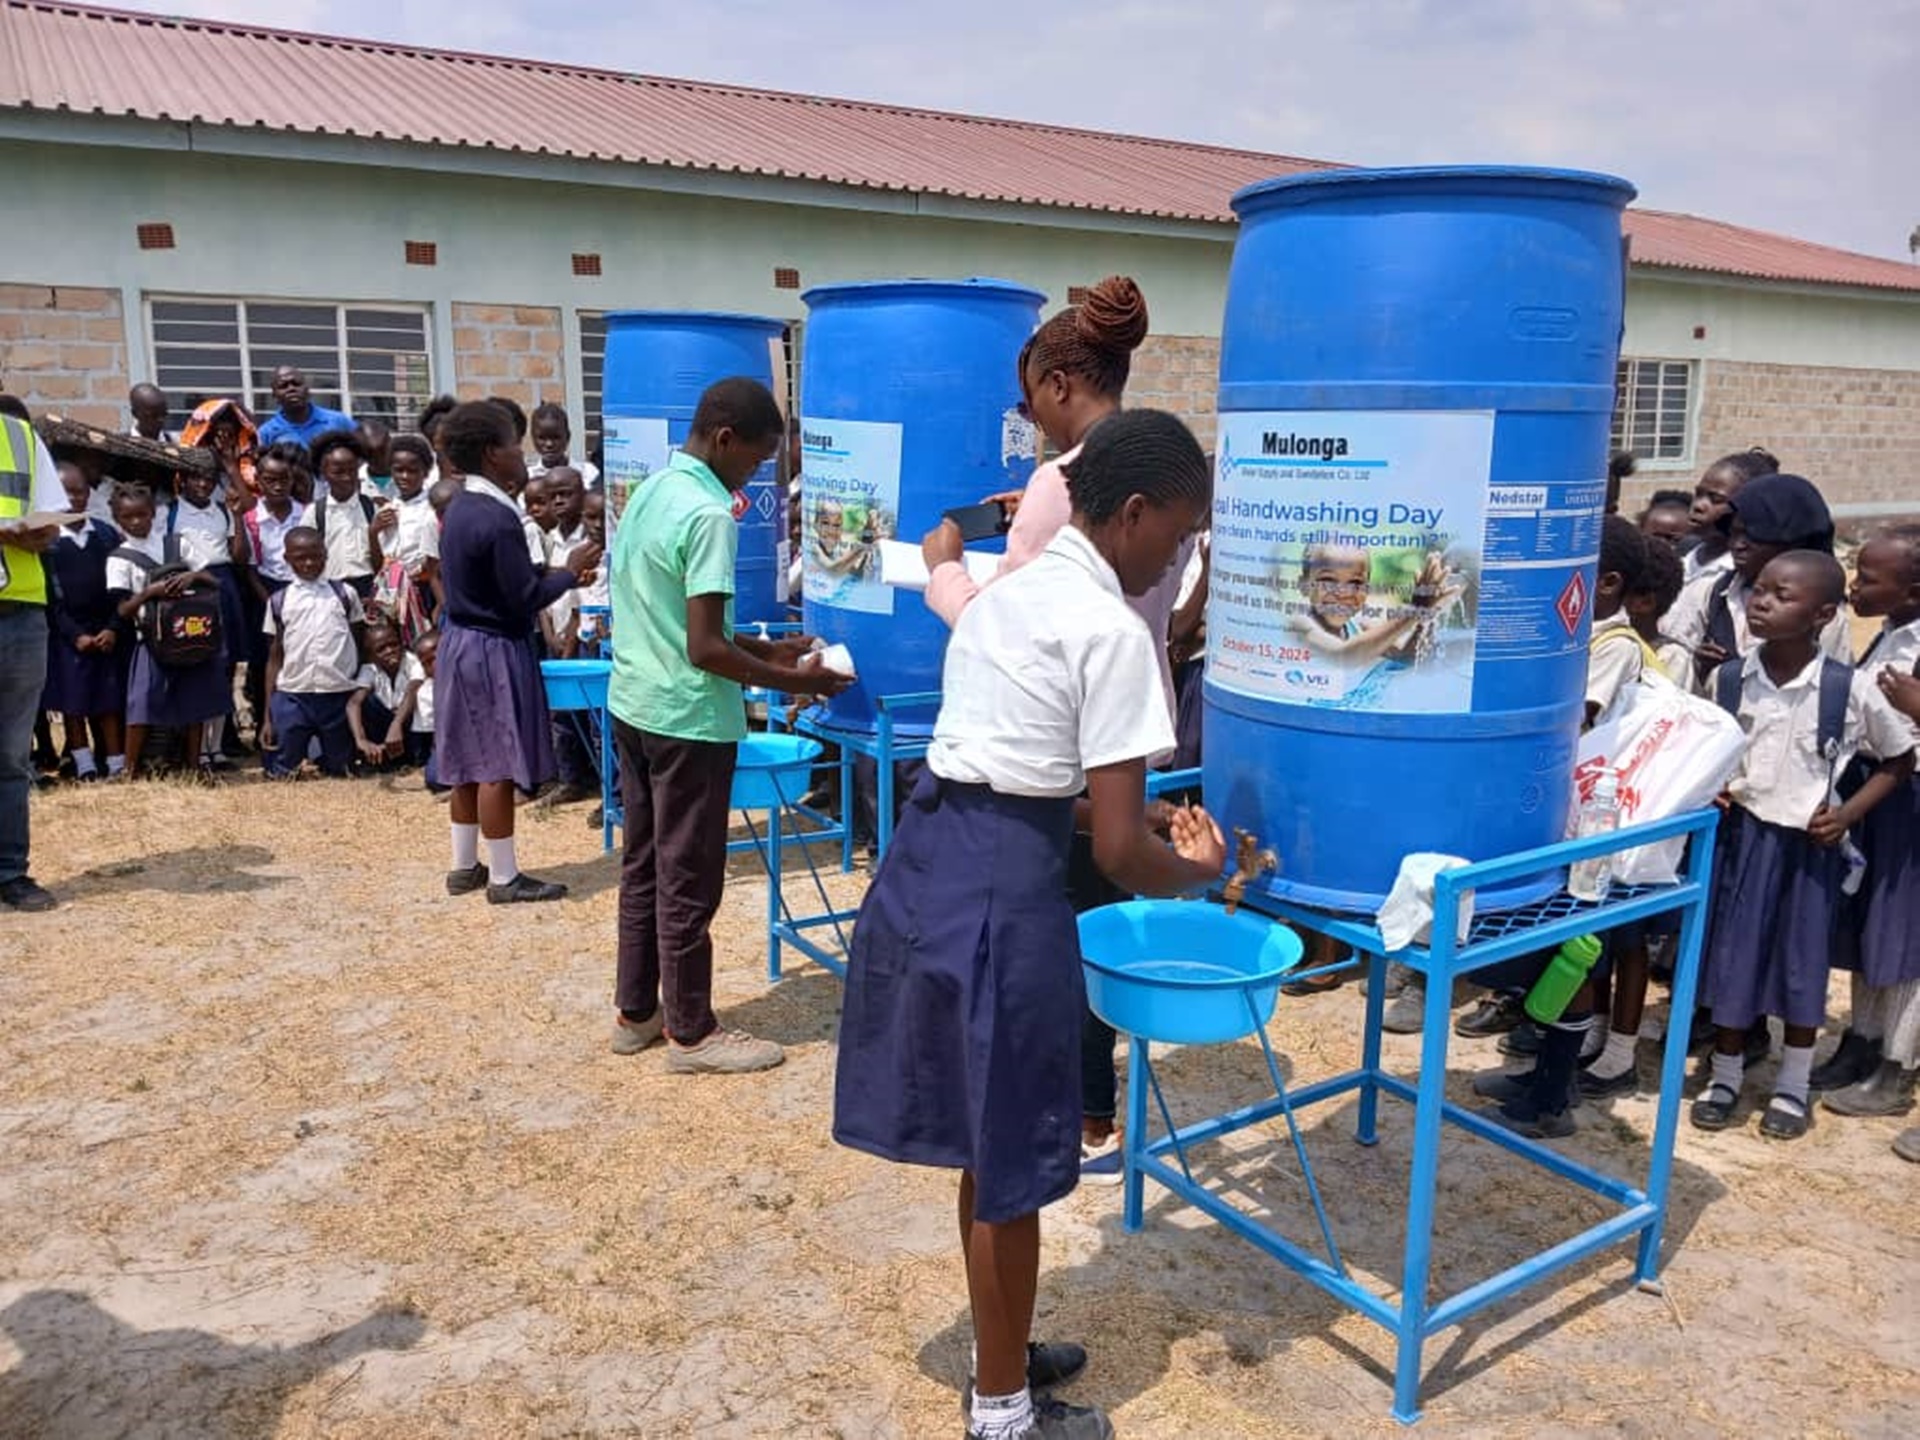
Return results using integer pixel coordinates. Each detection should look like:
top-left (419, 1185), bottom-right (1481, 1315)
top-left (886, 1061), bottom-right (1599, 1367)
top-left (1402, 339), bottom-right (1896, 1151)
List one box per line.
top-left (1573, 676), bottom-right (1746, 885)
top-left (1376, 853), bottom-right (1476, 952)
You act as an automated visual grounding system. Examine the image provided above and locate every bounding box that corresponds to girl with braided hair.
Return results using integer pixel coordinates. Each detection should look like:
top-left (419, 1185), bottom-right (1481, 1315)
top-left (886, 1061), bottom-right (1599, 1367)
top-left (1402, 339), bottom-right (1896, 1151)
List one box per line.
top-left (837, 410), bottom-right (1226, 1440)
top-left (923, 275), bottom-right (1196, 1186)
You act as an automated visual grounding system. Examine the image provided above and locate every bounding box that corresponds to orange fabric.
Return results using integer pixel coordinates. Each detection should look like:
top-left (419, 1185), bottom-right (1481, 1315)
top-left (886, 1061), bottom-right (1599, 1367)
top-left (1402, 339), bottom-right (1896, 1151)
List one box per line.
top-left (179, 397), bottom-right (260, 497)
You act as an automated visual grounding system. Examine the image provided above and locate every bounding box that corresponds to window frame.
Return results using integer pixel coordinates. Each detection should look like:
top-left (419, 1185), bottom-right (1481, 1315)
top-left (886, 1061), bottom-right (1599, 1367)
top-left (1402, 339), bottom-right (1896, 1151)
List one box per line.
top-left (143, 293), bottom-right (437, 432)
top-left (1609, 356), bottom-right (1698, 469)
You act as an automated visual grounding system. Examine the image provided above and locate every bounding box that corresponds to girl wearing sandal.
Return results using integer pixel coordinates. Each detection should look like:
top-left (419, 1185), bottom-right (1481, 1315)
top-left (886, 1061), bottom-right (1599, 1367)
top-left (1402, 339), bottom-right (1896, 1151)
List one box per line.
top-left (836, 412), bottom-right (1225, 1440)
top-left (1690, 548), bottom-right (1913, 1141)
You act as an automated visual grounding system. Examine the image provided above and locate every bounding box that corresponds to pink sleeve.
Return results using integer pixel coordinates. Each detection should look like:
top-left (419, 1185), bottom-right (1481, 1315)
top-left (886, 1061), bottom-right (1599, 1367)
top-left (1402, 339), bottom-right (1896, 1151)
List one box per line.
top-left (923, 456), bottom-right (1075, 630)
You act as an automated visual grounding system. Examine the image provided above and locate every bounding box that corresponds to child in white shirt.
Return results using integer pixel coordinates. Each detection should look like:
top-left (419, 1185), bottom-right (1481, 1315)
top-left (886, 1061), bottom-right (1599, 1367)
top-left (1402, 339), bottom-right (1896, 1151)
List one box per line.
top-left (262, 527), bottom-right (366, 777)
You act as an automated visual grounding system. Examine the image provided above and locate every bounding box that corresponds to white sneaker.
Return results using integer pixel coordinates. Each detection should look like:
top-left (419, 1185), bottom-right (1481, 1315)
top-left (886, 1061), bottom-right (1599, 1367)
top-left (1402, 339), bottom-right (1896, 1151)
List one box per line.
top-left (667, 1027), bottom-right (785, 1074)
top-left (1079, 1133), bottom-right (1124, 1186)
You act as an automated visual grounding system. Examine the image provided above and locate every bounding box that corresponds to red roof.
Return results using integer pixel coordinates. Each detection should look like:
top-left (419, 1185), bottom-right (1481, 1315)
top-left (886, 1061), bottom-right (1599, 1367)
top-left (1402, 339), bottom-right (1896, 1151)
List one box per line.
top-left (5, 1), bottom-right (1918, 295)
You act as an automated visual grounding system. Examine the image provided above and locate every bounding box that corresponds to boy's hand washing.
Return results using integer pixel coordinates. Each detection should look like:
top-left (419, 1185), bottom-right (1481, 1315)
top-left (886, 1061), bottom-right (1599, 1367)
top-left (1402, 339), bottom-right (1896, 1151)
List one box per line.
top-left (1168, 803), bottom-right (1226, 872)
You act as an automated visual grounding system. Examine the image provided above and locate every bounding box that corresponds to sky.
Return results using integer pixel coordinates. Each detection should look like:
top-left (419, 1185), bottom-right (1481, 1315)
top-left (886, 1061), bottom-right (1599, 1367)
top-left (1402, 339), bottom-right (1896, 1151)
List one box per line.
top-left (109, 0), bottom-right (1919, 261)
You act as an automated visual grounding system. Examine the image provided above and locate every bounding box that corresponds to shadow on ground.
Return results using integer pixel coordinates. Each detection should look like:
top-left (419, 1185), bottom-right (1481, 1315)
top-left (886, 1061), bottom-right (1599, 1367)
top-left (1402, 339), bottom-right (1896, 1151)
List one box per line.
top-left (0, 1290), bottom-right (426, 1439)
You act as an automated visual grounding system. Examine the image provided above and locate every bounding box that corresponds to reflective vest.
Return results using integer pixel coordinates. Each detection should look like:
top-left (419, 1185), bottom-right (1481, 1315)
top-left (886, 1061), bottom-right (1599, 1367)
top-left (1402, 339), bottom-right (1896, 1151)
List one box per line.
top-left (0, 414), bottom-right (50, 604)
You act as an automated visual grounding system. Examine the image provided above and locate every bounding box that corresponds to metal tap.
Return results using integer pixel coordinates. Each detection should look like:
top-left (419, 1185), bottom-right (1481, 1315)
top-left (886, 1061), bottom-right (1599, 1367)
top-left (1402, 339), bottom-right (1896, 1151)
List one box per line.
top-left (1222, 828), bottom-right (1278, 915)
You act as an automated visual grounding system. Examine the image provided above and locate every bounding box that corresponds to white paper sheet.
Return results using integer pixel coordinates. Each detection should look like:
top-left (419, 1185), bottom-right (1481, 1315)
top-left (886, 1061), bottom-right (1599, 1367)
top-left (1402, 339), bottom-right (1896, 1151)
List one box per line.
top-left (875, 538), bottom-right (1002, 592)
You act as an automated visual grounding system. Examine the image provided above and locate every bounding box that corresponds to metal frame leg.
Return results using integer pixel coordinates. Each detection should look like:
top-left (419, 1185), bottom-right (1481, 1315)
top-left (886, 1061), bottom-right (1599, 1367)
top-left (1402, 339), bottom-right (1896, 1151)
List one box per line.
top-left (839, 745), bottom-right (855, 873)
top-left (1357, 948), bottom-right (1387, 1146)
top-left (1123, 1038), bottom-right (1150, 1233)
top-left (1394, 948), bottom-right (1458, 1424)
top-left (1635, 823), bottom-right (1717, 1288)
top-left (766, 789), bottom-right (786, 983)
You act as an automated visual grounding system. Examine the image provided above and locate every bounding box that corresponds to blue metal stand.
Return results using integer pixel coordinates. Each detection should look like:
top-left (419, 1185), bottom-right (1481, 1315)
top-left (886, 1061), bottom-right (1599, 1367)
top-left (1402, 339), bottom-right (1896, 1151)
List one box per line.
top-left (1119, 807), bottom-right (1720, 1424)
top-left (763, 690), bottom-right (942, 978)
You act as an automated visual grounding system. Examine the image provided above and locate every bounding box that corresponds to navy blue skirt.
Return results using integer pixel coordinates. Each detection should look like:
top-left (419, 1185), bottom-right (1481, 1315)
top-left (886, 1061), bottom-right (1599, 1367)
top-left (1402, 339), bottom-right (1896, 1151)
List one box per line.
top-left (1846, 778), bottom-right (1920, 988)
top-left (207, 565), bottom-right (250, 669)
top-left (833, 771), bottom-right (1081, 1224)
top-left (432, 622), bottom-right (554, 792)
top-left (126, 643), bottom-right (228, 728)
top-left (1701, 806), bottom-right (1841, 1030)
top-left (41, 630), bottom-right (126, 717)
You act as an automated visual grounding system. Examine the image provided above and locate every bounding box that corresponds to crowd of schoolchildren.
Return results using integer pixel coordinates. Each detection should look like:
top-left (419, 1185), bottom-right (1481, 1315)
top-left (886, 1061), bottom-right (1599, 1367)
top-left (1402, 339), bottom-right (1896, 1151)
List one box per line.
top-left (21, 375), bottom-right (609, 797)
top-left (1318, 449), bottom-right (1920, 1164)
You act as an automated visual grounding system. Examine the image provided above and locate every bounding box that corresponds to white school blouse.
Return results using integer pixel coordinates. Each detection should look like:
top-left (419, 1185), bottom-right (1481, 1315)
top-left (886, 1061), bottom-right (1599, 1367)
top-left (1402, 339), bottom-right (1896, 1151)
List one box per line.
top-left (1669, 563), bottom-right (1853, 693)
top-left (169, 497), bottom-right (233, 571)
top-left (1860, 615), bottom-right (1920, 743)
top-left (1723, 651), bottom-right (1913, 829)
top-left (390, 490), bottom-right (440, 576)
top-left (928, 524), bottom-right (1175, 799)
top-left (263, 578), bottom-right (364, 694)
top-left (353, 653), bottom-right (424, 712)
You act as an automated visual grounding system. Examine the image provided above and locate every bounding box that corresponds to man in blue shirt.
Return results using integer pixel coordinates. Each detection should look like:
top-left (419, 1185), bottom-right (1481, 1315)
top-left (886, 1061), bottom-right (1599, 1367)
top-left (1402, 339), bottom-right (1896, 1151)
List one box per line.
top-left (256, 366), bottom-right (353, 450)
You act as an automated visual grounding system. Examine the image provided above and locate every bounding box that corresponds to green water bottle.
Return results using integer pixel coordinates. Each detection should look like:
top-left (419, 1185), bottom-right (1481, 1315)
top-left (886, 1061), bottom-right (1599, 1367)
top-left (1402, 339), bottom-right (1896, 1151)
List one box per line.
top-left (1524, 934), bottom-right (1605, 1024)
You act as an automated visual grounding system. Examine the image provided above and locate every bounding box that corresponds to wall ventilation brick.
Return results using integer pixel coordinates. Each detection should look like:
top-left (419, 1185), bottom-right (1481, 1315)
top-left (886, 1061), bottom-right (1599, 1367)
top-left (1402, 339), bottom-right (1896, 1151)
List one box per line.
top-left (572, 253), bottom-right (603, 277)
top-left (135, 223), bottom-right (175, 250)
top-left (404, 240), bottom-right (438, 266)
top-left (773, 267), bottom-right (801, 290)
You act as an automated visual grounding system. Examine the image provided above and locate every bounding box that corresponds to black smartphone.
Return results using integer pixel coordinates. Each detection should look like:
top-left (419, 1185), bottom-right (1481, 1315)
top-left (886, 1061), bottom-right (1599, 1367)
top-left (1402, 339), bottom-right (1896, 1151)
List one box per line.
top-left (943, 500), bottom-right (1010, 543)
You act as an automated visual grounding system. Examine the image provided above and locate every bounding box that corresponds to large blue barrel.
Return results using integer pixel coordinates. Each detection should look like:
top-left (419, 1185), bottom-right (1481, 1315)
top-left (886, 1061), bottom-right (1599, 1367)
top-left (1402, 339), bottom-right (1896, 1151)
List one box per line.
top-left (600, 311), bottom-right (789, 626)
top-left (798, 278), bottom-right (1043, 731)
top-left (1206, 166), bottom-right (1636, 914)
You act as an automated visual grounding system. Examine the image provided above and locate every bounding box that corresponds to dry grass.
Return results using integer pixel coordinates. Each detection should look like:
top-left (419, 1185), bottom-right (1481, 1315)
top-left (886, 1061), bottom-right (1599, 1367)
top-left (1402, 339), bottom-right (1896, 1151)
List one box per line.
top-left (2, 773), bottom-right (1915, 1438)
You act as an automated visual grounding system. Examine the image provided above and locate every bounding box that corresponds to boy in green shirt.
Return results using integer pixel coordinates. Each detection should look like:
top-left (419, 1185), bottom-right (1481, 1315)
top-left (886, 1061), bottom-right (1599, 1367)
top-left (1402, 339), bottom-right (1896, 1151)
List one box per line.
top-left (608, 378), bottom-right (850, 1073)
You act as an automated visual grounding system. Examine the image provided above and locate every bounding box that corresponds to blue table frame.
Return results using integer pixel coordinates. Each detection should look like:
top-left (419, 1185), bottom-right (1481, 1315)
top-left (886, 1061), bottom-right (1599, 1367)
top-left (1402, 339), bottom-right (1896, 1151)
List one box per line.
top-left (1118, 807), bottom-right (1720, 1424)
top-left (765, 691), bottom-right (942, 978)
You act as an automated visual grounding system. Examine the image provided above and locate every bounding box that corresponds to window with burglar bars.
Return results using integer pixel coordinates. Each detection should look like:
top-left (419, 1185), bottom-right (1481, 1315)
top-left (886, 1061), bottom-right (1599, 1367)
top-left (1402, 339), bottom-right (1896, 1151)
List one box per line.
top-left (578, 310), bottom-right (607, 461)
top-left (146, 297), bottom-right (435, 433)
top-left (1610, 358), bottom-right (1695, 463)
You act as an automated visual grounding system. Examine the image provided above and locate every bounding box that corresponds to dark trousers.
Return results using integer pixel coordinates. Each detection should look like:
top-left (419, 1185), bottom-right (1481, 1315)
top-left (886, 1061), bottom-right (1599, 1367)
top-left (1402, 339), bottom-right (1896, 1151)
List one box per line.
top-left (266, 690), bottom-right (353, 776)
top-left (613, 719), bottom-right (738, 1045)
top-left (1070, 828), bottom-right (1130, 1123)
top-left (0, 605), bottom-right (48, 885)
top-left (358, 699), bottom-right (432, 771)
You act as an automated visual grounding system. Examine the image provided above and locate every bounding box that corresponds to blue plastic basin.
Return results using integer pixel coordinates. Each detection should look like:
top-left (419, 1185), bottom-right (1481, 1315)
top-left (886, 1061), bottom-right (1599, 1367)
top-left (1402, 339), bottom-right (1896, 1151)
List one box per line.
top-left (541, 658), bottom-right (612, 712)
top-left (730, 732), bottom-right (824, 811)
top-left (1078, 901), bottom-right (1305, 1045)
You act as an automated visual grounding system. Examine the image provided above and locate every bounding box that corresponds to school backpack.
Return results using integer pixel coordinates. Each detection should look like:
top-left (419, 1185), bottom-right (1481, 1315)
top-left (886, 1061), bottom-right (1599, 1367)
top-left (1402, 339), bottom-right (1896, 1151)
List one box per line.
top-left (111, 541), bottom-right (224, 669)
top-left (1712, 654), bottom-right (1855, 795)
top-left (268, 578), bottom-right (357, 632)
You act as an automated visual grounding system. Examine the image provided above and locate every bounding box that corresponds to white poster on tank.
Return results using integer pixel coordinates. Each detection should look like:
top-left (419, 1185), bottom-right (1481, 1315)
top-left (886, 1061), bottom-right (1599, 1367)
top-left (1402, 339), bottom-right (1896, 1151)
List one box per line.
top-left (600, 413), bottom-right (671, 529)
top-left (800, 416), bottom-right (902, 615)
top-left (1207, 410), bottom-right (1493, 713)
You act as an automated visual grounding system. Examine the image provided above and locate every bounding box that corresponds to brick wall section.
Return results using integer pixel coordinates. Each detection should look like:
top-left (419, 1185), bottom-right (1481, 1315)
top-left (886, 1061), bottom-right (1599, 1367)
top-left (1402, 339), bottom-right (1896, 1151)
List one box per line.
top-left (1690, 359), bottom-right (1920, 516)
top-left (1129, 334), bottom-right (1219, 451)
top-left (0, 282), bottom-right (130, 429)
top-left (451, 302), bottom-right (567, 412)
top-left (1618, 358), bottom-right (1920, 520)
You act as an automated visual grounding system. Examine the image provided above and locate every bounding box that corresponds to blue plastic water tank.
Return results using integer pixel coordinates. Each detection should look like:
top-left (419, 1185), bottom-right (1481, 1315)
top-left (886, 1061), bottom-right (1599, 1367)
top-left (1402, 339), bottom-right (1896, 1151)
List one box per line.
top-left (798, 278), bottom-right (1044, 731)
top-left (600, 311), bottom-right (789, 626)
top-left (1205, 166), bottom-right (1636, 914)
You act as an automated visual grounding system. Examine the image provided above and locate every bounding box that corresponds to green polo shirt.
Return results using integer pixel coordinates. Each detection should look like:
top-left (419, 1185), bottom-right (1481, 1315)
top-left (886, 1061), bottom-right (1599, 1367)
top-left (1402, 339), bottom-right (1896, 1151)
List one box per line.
top-left (607, 450), bottom-right (746, 743)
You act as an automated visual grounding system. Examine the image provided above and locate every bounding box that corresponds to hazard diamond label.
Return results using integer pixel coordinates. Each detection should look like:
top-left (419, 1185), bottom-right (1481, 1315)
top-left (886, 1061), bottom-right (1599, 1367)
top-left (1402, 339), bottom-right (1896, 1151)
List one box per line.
top-left (730, 490), bottom-right (751, 521)
top-left (1556, 571), bottom-right (1589, 635)
top-left (754, 488), bottom-right (777, 522)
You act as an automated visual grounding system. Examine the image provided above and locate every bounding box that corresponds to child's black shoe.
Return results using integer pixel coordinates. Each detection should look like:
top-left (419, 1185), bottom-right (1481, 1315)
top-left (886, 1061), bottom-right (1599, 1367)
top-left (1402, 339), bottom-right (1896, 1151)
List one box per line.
top-left (1808, 1030), bottom-right (1880, 1092)
top-left (445, 863), bottom-right (489, 896)
top-left (1759, 1092), bottom-right (1811, 1140)
top-left (487, 872), bottom-right (567, 905)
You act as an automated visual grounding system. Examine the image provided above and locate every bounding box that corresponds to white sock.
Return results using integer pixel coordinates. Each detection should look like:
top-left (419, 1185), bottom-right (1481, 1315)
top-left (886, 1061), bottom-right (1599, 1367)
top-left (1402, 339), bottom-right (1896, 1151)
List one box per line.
top-left (105, 753), bottom-right (125, 776)
top-left (1578, 1017), bottom-right (1605, 1060)
top-left (485, 835), bottom-right (519, 885)
top-left (1775, 1043), bottom-right (1815, 1107)
top-left (1708, 1050), bottom-right (1744, 1099)
top-left (71, 746), bottom-right (95, 776)
top-left (451, 822), bottom-right (480, 870)
top-left (1588, 1028), bottom-right (1638, 1080)
top-left (969, 1387), bottom-right (1033, 1440)
top-left (205, 715), bottom-right (227, 753)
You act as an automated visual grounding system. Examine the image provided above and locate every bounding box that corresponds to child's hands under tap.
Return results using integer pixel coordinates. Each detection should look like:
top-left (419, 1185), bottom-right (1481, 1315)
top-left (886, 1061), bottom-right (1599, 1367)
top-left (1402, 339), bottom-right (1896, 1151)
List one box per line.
top-left (1168, 803), bottom-right (1226, 873)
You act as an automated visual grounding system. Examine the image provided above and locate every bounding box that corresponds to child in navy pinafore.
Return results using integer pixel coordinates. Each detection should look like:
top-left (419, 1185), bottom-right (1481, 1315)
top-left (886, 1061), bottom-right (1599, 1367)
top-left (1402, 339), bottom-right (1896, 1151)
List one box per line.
top-left (1692, 550), bottom-right (1913, 1141)
top-left (41, 461), bottom-right (126, 778)
top-left (1818, 525), bottom-right (1920, 1117)
top-left (833, 412), bottom-right (1225, 1440)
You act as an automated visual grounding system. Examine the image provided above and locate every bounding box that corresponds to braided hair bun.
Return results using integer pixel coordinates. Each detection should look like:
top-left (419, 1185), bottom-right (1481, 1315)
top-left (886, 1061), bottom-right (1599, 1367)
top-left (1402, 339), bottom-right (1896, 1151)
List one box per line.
top-left (1074, 276), bottom-right (1149, 355)
top-left (1026, 275), bottom-right (1152, 400)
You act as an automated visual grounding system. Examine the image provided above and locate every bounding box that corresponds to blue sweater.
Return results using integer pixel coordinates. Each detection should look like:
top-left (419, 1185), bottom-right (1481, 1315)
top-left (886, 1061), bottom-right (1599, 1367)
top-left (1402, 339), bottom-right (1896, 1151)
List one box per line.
top-left (438, 491), bottom-right (575, 639)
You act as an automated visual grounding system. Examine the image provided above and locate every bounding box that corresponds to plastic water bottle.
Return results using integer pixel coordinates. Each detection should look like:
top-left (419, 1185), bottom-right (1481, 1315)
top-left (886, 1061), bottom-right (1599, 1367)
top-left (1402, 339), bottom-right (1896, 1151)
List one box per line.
top-left (1524, 934), bottom-right (1605, 1024)
top-left (1566, 769), bottom-right (1621, 903)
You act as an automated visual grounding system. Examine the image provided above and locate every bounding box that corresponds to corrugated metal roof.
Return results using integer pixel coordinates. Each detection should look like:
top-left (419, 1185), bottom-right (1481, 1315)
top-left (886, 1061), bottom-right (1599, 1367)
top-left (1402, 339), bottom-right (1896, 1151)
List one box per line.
top-left (5, 1), bottom-right (1918, 295)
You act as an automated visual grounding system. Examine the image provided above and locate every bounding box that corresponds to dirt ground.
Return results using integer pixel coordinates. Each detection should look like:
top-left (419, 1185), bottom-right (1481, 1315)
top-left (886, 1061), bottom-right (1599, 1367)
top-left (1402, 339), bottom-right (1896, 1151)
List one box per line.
top-left (3, 774), bottom-right (1916, 1439)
